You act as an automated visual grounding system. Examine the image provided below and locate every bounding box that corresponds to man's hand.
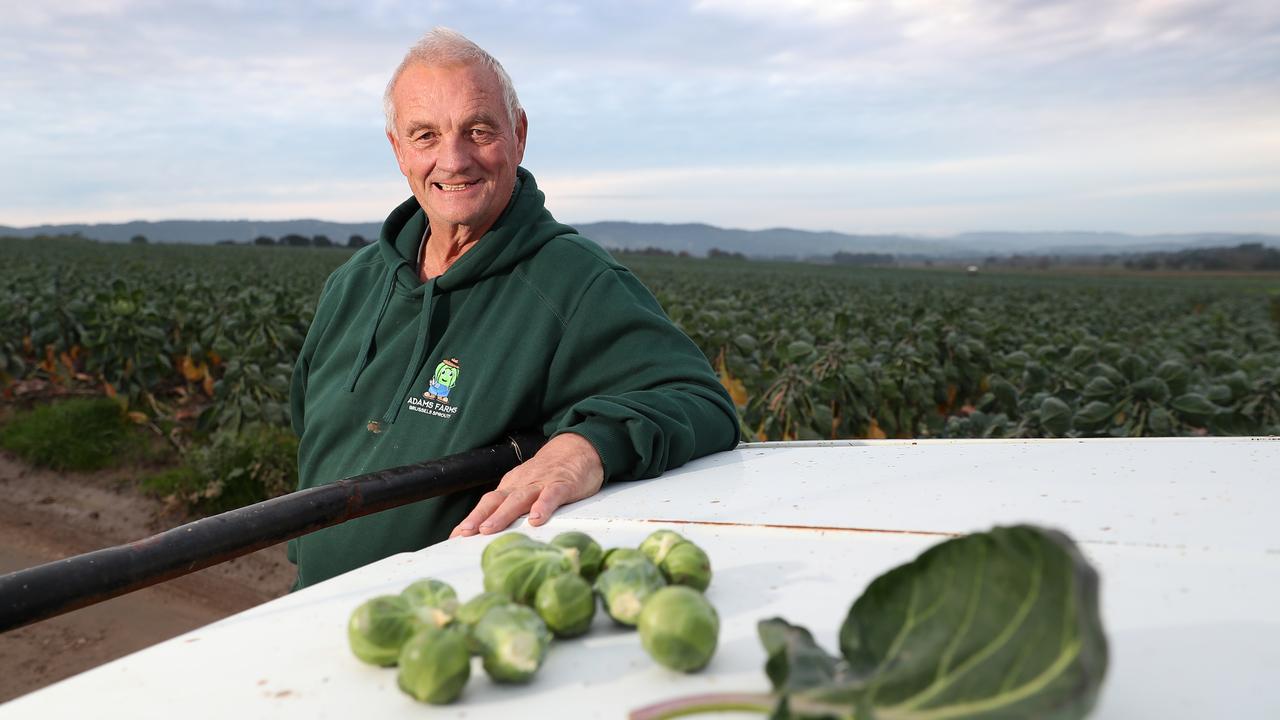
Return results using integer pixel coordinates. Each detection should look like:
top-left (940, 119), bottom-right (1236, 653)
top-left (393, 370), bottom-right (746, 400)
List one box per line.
top-left (450, 433), bottom-right (604, 538)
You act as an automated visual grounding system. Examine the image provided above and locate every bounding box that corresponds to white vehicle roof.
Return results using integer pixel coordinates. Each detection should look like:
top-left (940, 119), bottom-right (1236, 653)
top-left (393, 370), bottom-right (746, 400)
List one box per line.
top-left (4, 437), bottom-right (1278, 718)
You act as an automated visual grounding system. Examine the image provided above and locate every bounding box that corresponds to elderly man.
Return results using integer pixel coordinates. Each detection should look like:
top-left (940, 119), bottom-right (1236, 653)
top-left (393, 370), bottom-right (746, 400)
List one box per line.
top-left (287, 28), bottom-right (739, 588)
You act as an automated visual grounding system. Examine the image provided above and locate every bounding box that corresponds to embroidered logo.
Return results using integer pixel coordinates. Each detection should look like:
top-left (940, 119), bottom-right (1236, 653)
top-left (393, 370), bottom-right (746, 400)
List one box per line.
top-left (424, 358), bottom-right (460, 402)
top-left (407, 357), bottom-right (462, 420)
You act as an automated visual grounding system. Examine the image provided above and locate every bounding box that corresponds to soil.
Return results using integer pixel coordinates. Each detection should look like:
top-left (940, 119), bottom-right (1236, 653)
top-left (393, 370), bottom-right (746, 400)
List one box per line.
top-left (0, 451), bottom-right (296, 704)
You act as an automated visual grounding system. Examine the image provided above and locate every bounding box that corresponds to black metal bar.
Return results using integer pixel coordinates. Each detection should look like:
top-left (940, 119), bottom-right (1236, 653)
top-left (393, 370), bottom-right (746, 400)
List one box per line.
top-left (0, 432), bottom-right (547, 633)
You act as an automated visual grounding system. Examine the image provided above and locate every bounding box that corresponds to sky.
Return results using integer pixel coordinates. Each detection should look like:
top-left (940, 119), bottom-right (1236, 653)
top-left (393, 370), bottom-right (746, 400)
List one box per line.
top-left (2, 0), bottom-right (1279, 235)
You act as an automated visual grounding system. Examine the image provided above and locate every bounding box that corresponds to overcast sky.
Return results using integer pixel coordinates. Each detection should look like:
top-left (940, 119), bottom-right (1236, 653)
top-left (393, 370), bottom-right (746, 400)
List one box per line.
top-left (3, 0), bottom-right (1278, 235)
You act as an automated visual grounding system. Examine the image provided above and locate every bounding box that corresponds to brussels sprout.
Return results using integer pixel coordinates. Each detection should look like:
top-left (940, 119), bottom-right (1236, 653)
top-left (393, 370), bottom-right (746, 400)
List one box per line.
top-left (550, 531), bottom-right (604, 581)
top-left (601, 547), bottom-right (647, 571)
top-left (473, 604), bottom-right (552, 683)
top-left (595, 557), bottom-right (666, 626)
top-left (456, 591), bottom-right (515, 655)
top-left (347, 595), bottom-right (427, 666)
top-left (401, 578), bottom-right (457, 607)
top-left (638, 586), bottom-right (719, 672)
top-left (534, 572), bottom-right (596, 638)
top-left (480, 532), bottom-right (542, 573)
top-left (483, 543), bottom-right (574, 604)
top-left (457, 591), bottom-right (511, 628)
top-left (639, 529), bottom-right (688, 565)
top-left (401, 578), bottom-right (460, 626)
top-left (659, 541), bottom-right (712, 592)
top-left (396, 625), bottom-right (471, 704)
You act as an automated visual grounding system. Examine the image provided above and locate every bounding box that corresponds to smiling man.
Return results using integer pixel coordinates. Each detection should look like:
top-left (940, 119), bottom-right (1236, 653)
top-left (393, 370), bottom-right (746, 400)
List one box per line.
top-left (287, 28), bottom-right (739, 589)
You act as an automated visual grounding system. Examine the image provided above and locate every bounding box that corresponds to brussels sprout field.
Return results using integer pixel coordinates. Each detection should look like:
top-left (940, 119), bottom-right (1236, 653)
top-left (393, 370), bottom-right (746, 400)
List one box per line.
top-left (3, 237), bottom-right (1277, 441)
top-left (1, 238), bottom-right (318, 432)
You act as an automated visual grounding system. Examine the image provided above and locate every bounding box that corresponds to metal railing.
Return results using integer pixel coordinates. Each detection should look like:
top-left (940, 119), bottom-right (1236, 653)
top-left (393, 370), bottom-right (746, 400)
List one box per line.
top-left (0, 433), bottom-right (546, 632)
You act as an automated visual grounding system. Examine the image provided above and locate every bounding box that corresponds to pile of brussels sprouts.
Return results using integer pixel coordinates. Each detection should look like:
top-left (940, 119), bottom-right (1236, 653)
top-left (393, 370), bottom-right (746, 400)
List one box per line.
top-left (346, 528), bottom-right (719, 704)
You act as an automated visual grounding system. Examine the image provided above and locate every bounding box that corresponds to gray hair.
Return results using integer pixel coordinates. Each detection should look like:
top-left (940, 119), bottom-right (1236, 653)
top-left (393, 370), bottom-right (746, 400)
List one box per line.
top-left (383, 27), bottom-right (522, 135)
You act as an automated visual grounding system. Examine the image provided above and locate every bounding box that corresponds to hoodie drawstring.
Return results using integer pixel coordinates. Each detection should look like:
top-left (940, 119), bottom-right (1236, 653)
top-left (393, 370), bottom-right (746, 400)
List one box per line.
top-left (381, 280), bottom-right (435, 424)
top-left (343, 263), bottom-right (399, 392)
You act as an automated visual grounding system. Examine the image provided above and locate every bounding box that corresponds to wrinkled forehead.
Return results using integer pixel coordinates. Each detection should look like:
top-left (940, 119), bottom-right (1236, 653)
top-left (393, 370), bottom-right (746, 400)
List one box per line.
top-left (391, 61), bottom-right (506, 125)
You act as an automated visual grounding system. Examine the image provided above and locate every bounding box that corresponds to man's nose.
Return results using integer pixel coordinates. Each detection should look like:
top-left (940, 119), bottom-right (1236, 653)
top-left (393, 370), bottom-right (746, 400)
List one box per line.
top-left (435, 133), bottom-right (472, 174)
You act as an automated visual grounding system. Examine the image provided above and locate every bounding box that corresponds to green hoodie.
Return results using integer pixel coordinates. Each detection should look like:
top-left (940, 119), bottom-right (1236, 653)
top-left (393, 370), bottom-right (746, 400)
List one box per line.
top-left (288, 168), bottom-right (738, 588)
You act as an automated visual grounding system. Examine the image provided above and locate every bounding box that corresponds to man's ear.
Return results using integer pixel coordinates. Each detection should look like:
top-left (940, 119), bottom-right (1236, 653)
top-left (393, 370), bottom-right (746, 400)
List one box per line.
top-left (514, 109), bottom-right (528, 163)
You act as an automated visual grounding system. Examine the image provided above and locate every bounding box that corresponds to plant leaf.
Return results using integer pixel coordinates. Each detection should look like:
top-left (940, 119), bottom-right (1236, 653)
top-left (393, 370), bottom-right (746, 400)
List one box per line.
top-left (1171, 393), bottom-right (1218, 416)
top-left (1038, 397), bottom-right (1071, 437)
top-left (758, 618), bottom-right (843, 693)
top-left (1073, 401), bottom-right (1114, 427)
top-left (816, 525), bottom-right (1108, 719)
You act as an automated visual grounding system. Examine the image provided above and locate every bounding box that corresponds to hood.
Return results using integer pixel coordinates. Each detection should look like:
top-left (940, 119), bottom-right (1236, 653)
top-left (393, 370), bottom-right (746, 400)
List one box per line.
top-left (376, 166), bottom-right (575, 293)
top-left (344, 166), bottom-right (576, 424)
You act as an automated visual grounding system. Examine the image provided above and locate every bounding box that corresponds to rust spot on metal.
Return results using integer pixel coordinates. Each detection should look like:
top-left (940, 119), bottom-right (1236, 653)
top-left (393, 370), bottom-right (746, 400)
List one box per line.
top-left (346, 483), bottom-right (363, 516)
top-left (639, 518), bottom-right (960, 538)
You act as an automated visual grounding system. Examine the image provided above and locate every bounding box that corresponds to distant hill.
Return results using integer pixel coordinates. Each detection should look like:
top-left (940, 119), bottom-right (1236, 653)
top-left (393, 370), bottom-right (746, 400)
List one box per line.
top-left (574, 221), bottom-right (954, 258)
top-left (3, 219), bottom-right (1278, 259)
top-left (0, 219), bottom-right (383, 246)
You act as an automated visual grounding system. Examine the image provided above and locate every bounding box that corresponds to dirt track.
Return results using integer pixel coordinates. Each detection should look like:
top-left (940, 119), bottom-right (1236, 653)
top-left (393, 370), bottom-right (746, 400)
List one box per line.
top-left (0, 453), bottom-right (296, 704)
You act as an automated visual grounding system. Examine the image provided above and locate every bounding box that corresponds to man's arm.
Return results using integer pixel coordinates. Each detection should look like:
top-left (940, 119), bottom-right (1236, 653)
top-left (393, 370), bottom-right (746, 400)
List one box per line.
top-left (451, 265), bottom-right (739, 536)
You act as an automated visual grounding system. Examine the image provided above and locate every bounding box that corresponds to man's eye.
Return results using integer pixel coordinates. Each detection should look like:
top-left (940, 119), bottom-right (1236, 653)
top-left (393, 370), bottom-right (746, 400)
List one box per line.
top-left (415, 132), bottom-right (436, 143)
top-left (470, 128), bottom-right (492, 141)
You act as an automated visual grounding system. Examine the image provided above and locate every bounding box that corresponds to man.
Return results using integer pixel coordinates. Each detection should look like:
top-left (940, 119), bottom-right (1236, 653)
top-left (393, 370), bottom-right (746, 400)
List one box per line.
top-left (288, 28), bottom-right (739, 589)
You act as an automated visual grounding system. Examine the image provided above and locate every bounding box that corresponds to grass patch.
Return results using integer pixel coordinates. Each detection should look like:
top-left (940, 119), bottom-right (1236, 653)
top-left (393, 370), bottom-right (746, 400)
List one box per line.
top-left (0, 397), bottom-right (152, 471)
top-left (142, 424), bottom-right (298, 515)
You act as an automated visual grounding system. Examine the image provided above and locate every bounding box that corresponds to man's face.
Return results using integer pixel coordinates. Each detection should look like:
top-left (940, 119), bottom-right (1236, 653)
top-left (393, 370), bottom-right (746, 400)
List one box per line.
top-left (387, 62), bottom-right (527, 235)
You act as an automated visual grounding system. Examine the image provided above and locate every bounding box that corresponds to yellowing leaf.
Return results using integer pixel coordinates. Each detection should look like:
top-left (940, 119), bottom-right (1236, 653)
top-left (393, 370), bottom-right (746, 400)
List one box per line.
top-left (177, 354), bottom-right (205, 382)
top-left (718, 367), bottom-right (748, 408)
top-left (866, 418), bottom-right (888, 440)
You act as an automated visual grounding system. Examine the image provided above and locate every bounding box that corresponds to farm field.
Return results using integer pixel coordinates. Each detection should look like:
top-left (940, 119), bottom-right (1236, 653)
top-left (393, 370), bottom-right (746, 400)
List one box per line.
top-left (3, 236), bottom-right (1278, 442)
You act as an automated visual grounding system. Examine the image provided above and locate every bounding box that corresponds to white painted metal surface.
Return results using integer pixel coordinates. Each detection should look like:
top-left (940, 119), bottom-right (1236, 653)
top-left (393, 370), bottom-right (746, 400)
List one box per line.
top-left (4, 438), bottom-right (1278, 718)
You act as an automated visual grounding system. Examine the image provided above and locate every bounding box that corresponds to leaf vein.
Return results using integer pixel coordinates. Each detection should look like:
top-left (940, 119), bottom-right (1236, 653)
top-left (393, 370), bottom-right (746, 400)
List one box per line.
top-left (888, 536), bottom-right (1044, 712)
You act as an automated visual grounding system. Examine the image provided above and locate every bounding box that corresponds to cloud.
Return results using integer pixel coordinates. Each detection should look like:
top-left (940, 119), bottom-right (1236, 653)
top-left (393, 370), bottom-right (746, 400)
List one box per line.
top-left (537, 100), bottom-right (1280, 234)
top-left (1, 0), bottom-right (1277, 232)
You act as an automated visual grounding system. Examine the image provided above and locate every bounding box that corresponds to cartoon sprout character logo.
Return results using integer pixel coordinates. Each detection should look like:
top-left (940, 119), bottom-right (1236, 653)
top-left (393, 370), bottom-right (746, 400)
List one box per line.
top-left (424, 358), bottom-right (460, 403)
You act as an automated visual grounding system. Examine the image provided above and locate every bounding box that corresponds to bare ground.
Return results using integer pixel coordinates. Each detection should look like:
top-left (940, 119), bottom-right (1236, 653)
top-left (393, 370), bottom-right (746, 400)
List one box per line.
top-left (0, 451), bottom-right (296, 703)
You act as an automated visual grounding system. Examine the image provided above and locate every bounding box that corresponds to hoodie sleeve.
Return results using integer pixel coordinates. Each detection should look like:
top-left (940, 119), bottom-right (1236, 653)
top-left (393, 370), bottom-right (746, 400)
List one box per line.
top-left (541, 267), bottom-right (740, 482)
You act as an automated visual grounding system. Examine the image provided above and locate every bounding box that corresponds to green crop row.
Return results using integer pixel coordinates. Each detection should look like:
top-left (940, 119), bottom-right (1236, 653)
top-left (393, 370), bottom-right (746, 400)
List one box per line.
top-left (628, 256), bottom-right (1280, 439)
top-left (1, 237), bottom-right (327, 433)
top-left (3, 237), bottom-right (1278, 442)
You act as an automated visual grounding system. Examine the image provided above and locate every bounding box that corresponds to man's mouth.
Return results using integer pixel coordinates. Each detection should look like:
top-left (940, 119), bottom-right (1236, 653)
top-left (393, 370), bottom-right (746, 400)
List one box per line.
top-left (433, 180), bottom-right (478, 192)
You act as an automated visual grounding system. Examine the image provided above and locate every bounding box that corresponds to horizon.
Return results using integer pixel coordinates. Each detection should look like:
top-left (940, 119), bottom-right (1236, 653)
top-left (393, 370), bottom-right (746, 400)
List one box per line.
top-left (6, 217), bottom-right (1278, 243)
top-left (3, 1), bottom-right (1279, 236)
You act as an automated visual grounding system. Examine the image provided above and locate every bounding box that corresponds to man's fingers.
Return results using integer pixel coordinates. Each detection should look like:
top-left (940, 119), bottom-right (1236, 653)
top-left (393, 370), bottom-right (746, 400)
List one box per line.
top-left (527, 482), bottom-right (573, 526)
top-left (450, 489), bottom-right (508, 538)
top-left (477, 485), bottom-right (541, 534)
top-left (450, 434), bottom-right (604, 539)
